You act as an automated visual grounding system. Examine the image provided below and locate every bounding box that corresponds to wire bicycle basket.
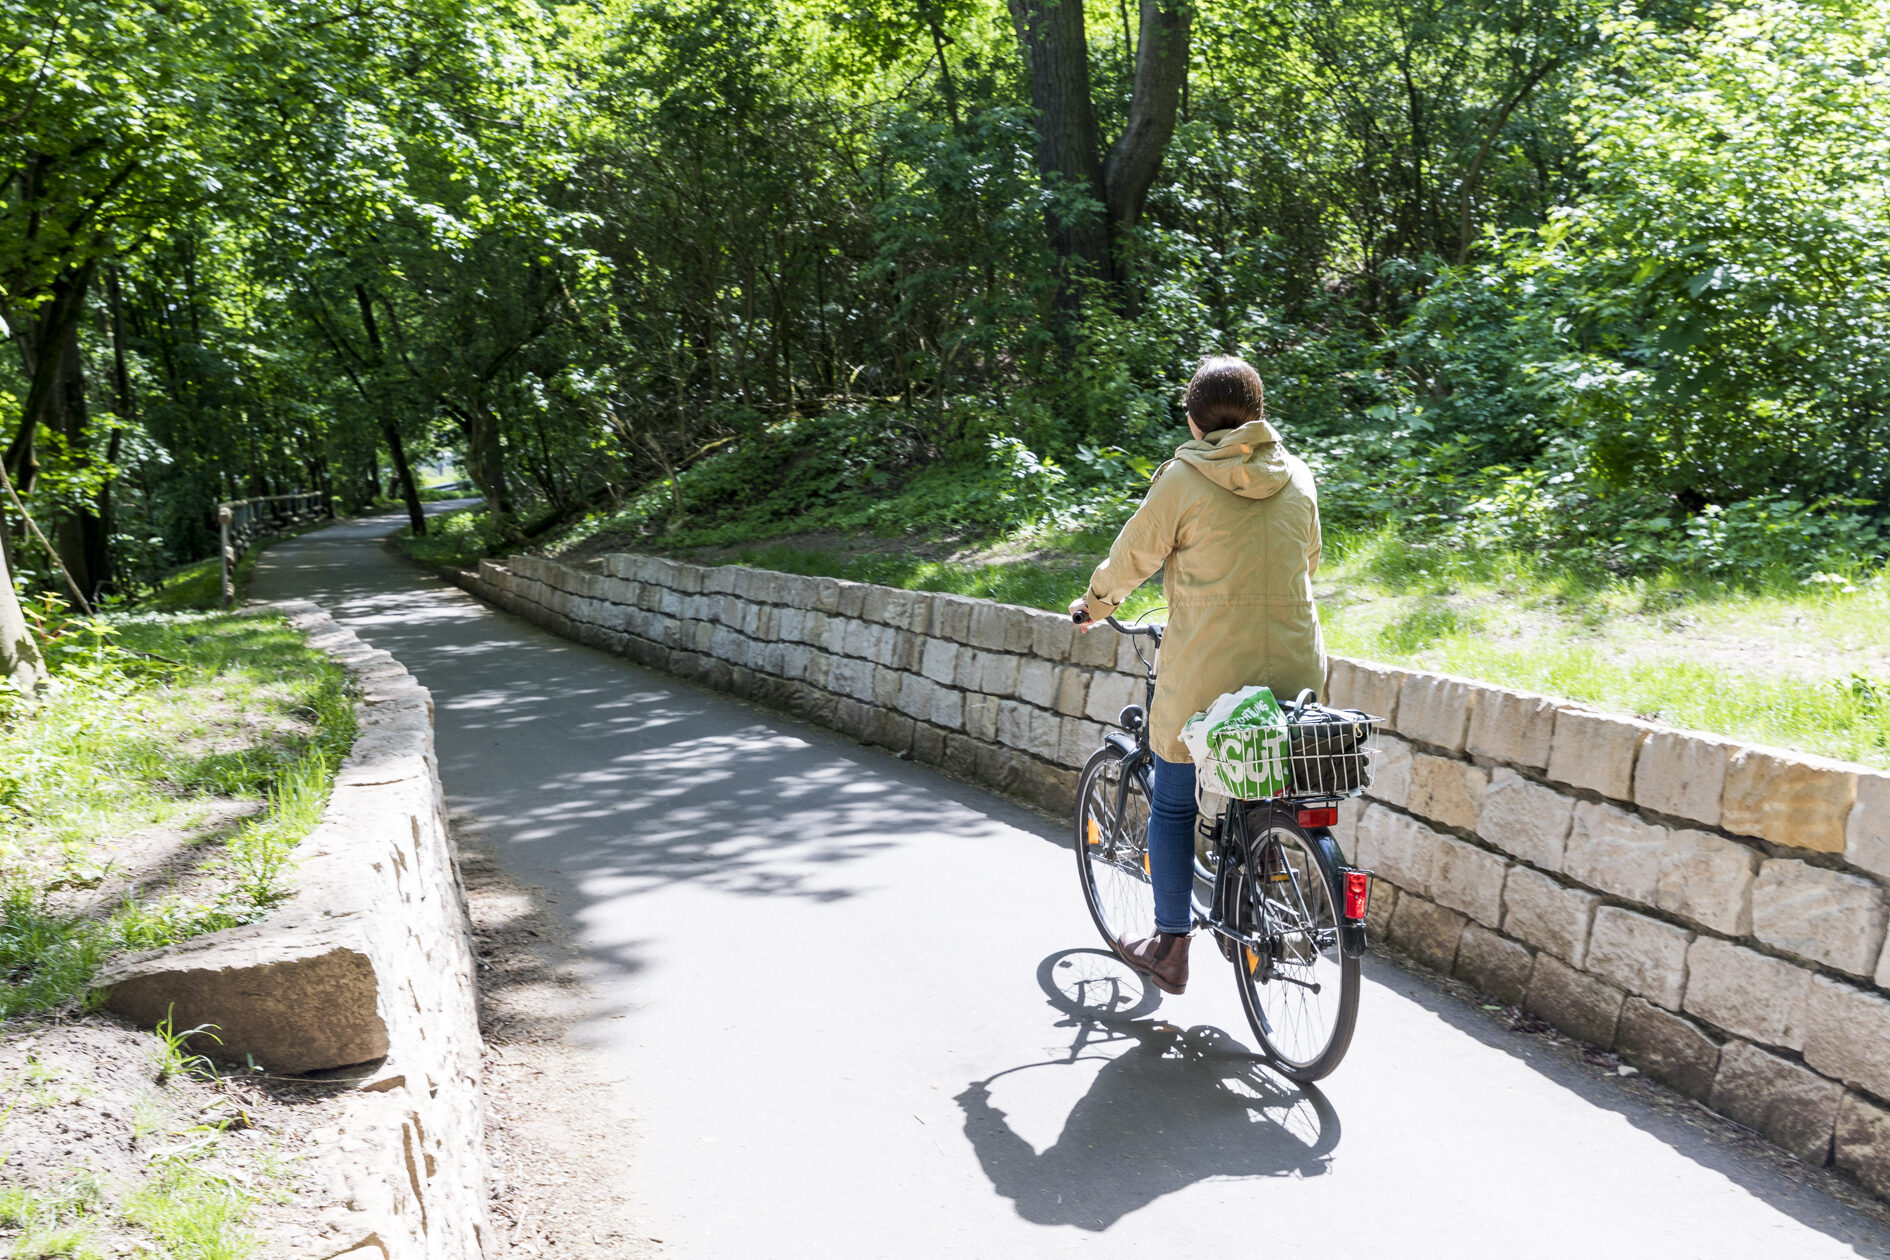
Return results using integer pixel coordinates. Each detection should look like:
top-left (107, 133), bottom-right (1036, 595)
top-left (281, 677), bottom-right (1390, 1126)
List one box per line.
top-left (1193, 700), bottom-right (1383, 810)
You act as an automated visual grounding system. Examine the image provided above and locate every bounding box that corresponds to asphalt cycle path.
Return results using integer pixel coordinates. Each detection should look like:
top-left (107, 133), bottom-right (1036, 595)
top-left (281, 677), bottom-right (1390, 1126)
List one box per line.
top-left (253, 510), bottom-right (1890, 1260)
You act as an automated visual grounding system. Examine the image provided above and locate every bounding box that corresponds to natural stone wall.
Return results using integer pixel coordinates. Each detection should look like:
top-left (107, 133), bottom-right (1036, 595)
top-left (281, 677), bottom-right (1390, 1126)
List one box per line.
top-left (451, 553), bottom-right (1147, 816)
top-left (1320, 657), bottom-right (1890, 1194)
top-left (448, 550), bottom-right (1890, 1199)
top-left (98, 600), bottom-right (490, 1260)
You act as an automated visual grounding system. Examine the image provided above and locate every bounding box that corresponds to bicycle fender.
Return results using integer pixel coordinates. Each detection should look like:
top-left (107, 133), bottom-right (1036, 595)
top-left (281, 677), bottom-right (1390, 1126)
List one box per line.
top-left (1307, 828), bottom-right (1369, 960)
top-left (1103, 731), bottom-right (1139, 760)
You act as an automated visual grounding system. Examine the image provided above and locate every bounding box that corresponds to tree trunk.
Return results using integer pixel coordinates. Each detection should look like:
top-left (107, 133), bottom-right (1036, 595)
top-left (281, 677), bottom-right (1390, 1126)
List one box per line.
top-left (354, 285), bottom-right (427, 535)
top-left (1102, 0), bottom-right (1192, 237)
top-left (0, 520), bottom-right (47, 698)
top-left (1007, 0), bottom-right (1112, 291)
top-left (4, 262), bottom-right (95, 494)
top-left (1008, 0), bottom-right (1190, 310)
top-left (48, 305), bottom-right (107, 602)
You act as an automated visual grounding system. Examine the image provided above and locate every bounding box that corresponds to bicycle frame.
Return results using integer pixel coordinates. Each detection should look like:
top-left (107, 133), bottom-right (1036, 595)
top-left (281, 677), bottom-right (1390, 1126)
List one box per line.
top-left (1087, 615), bottom-right (1369, 963)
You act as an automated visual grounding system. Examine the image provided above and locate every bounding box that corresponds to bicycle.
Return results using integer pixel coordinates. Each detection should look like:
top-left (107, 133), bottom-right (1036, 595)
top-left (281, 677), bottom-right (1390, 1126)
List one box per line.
top-left (1069, 611), bottom-right (1379, 1083)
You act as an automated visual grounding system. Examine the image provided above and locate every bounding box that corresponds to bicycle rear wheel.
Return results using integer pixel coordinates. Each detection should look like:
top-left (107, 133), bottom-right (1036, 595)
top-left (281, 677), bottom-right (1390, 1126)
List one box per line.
top-left (1074, 746), bottom-right (1155, 951)
top-left (1230, 809), bottom-right (1359, 1082)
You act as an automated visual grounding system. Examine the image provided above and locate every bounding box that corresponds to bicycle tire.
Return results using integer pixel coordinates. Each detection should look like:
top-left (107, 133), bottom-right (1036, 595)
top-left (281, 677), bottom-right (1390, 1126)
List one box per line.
top-left (1229, 809), bottom-right (1360, 1082)
top-left (1074, 745), bottom-right (1155, 953)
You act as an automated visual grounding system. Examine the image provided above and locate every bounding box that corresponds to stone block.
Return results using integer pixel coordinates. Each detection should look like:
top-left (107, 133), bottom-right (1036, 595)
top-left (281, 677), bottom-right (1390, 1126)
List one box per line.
top-left (1029, 611), bottom-right (1078, 663)
top-left (1084, 670), bottom-right (1141, 726)
top-left (1835, 1092), bottom-right (1890, 1200)
top-left (942, 734), bottom-right (983, 779)
top-left (1563, 800), bottom-right (1666, 902)
top-left (1465, 687), bottom-right (1558, 771)
top-left (1502, 866), bottom-right (1599, 967)
top-left (1428, 836), bottom-right (1509, 927)
top-left (836, 582), bottom-right (868, 619)
top-left (1017, 758), bottom-right (1079, 815)
top-left (1476, 768), bottom-right (1575, 871)
top-left (1054, 669), bottom-right (1090, 718)
top-left (1722, 745), bottom-right (1858, 853)
top-left (875, 628), bottom-right (923, 672)
top-left (1525, 955), bottom-right (1625, 1048)
top-left (1585, 907), bottom-right (1692, 1010)
top-left (1396, 672), bottom-right (1477, 753)
top-left (1683, 938), bottom-right (1813, 1050)
top-left (1634, 728), bottom-right (1731, 828)
top-left (1364, 736), bottom-right (1414, 809)
top-left (1710, 1041), bottom-right (1841, 1164)
top-left (1387, 893), bottom-right (1467, 972)
top-left (1407, 755), bottom-right (1489, 832)
top-left (1365, 877), bottom-right (1398, 941)
top-left (920, 638), bottom-right (959, 685)
top-left (1453, 924), bottom-right (1534, 1005)
top-left (1546, 709), bottom-right (1650, 801)
top-left (1015, 657), bottom-right (1060, 709)
top-left (1616, 997), bottom-right (1720, 1100)
top-left (930, 686), bottom-right (965, 732)
top-left (967, 602), bottom-right (1015, 651)
top-left (100, 942), bottom-right (387, 1075)
top-left (1057, 718), bottom-right (1107, 770)
top-left (1332, 796), bottom-right (1364, 857)
top-left (1802, 974), bottom-right (1890, 1100)
top-left (1656, 828), bottom-right (1760, 936)
top-left (871, 665), bottom-right (903, 709)
top-left (909, 722), bottom-right (946, 766)
top-left (1324, 658), bottom-right (1403, 726)
top-left (1752, 859), bottom-right (1888, 977)
top-left (964, 693), bottom-right (1000, 743)
top-left (1355, 805), bottom-right (1440, 897)
top-left (1846, 772), bottom-right (1890, 880)
top-left (828, 656), bottom-right (875, 704)
top-left (1068, 623), bottom-right (1120, 669)
top-left (978, 652), bottom-right (1021, 698)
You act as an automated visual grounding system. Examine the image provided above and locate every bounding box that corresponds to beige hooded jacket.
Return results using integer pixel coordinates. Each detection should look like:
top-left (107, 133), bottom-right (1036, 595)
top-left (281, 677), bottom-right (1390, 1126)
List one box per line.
top-left (1079, 419), bottom-right (1328, 763)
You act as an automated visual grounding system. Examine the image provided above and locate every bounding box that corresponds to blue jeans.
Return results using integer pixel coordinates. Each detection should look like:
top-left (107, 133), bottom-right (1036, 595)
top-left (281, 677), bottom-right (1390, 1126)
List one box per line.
top-left (1149, 755), bottom-right (1198, 936)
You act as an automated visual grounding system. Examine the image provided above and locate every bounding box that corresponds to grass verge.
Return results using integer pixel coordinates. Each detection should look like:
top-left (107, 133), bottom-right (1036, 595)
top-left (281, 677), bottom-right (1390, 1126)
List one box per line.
top-left (0, 611), bottom-right (356, 1020)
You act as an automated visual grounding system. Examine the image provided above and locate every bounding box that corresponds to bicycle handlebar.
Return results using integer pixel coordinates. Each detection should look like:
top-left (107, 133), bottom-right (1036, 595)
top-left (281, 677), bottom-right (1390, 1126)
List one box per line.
top-left (1070, 609), bottom-right (1162, 640)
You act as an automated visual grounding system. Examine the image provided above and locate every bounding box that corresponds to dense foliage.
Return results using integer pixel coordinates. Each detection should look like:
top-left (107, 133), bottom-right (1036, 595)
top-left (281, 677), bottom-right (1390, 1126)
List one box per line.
top-left (4, 0), bottom-right (1887, 621)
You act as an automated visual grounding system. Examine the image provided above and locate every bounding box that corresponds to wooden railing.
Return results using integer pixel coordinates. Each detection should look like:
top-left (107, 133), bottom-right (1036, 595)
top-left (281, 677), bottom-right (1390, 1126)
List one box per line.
top-left (217, 492), bottom-right (331, 606)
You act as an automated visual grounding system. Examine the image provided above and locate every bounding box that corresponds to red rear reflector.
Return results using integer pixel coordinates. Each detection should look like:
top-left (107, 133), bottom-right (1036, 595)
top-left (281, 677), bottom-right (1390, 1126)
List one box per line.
top-left (1344, 871), bottom-right (1370, 920)
top-left (1297, 807), bottom-right (1339, 828)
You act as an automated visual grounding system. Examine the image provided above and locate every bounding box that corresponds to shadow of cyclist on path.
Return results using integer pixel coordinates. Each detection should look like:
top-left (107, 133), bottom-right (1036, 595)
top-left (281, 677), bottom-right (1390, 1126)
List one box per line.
top-left (956, 949), bottom-right (1341, 1231)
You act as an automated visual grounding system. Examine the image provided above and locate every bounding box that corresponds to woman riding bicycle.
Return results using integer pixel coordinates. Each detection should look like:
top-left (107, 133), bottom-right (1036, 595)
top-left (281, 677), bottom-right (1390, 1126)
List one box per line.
top-left (1068, 356), bottom-right (1327, 996)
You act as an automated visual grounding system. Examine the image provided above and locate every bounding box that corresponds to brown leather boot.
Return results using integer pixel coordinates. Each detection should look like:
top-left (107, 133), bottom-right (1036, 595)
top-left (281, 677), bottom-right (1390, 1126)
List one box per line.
top-left (1117, 931), bottom-right (1191, 995)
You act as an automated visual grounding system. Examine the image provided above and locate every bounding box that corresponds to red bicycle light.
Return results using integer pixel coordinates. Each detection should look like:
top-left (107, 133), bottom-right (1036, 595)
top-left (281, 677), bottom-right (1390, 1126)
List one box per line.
top-left (1344, 870), bottom-right (1370, 920)
top-left (1297, 807), bottom-right (1339, 828)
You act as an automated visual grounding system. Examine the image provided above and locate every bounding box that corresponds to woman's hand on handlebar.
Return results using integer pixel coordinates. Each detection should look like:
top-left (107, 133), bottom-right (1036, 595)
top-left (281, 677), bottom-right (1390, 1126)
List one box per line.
top-left (1068, 597), bottom-right (1094, 629)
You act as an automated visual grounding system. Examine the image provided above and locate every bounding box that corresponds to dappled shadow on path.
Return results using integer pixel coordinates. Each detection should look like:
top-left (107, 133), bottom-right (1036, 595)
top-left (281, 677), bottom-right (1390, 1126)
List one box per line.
top-left (958, 949), bottom-right (1340, 1231)
top-left (249, 515), bottom-right (1035, 912)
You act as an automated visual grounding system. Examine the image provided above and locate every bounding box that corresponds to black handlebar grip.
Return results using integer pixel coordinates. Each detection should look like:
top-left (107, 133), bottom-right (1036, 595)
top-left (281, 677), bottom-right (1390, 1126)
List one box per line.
top-left (1071, 606), bottom-right (1090, 625)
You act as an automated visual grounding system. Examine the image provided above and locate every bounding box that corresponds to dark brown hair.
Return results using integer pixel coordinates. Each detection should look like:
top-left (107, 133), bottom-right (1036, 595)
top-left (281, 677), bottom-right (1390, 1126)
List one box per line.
top-left (1183, 356), bottom-right (1265, 432)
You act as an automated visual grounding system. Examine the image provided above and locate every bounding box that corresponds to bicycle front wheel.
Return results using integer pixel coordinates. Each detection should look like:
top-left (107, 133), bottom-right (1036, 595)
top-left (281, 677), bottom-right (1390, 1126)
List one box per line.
top-left (1230, 811), bottom-right (1360, 1082)
top-left (1074, 746), bottom-right (1154, 952)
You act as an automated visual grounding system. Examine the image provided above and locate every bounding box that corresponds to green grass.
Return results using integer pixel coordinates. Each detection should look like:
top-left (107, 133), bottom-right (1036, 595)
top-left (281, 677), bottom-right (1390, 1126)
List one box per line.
top-left (122, 1162), bottom-right (258, 1260)
top-left (0, 1100), bottom-right (274, 1260)
top-left (390, 505), bottom-right (500, 570)
top-left (0, 612), bottom-right (356, 1019)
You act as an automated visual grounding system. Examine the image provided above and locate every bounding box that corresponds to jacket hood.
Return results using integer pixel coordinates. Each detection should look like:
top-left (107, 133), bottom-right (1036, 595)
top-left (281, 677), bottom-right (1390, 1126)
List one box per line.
top-left (1172, 418), bottom-right (1290, 499)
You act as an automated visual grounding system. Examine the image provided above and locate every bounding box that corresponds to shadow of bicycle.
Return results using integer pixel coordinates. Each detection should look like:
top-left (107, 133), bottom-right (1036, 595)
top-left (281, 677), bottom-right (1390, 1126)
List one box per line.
top-left (956, 949), bottom-right (1342, 1231)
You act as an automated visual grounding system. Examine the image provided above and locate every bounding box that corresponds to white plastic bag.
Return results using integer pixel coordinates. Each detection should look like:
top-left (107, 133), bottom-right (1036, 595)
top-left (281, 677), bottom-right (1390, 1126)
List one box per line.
top-left (1179, 685), bottom-right (1290, 800)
